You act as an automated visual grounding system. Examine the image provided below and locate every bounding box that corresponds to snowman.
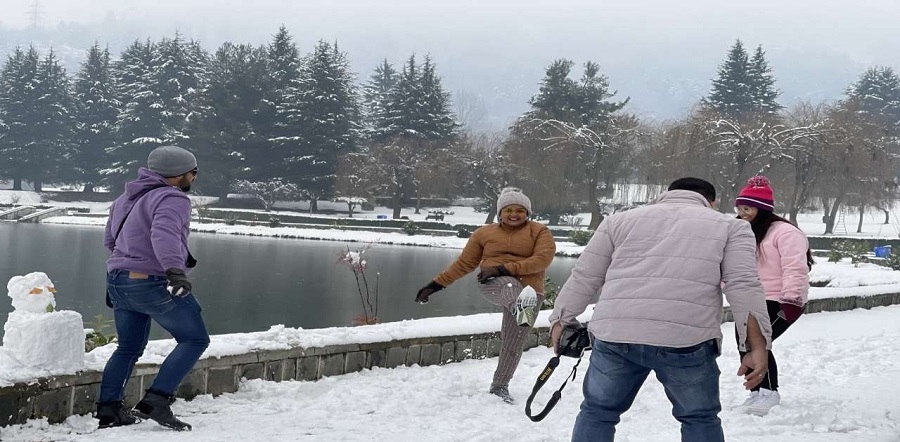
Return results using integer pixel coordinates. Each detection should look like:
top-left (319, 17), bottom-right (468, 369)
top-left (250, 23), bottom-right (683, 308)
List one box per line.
top-left (8, 272), bottom-right (57, 313)
top-left (4, 272), bottom-right (84, 372)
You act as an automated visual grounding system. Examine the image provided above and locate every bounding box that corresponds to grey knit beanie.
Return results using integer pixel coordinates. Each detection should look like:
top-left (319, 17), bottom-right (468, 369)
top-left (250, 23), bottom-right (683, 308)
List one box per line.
top-left (147, 145), bottom-right (197, 178)
top-left (496, 187), bottom-right (532, 216)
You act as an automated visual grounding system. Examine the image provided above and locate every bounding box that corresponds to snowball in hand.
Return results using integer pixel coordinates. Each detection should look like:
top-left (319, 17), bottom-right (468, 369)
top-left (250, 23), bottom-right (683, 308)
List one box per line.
top-left (7, 272), bottom-right (57, 313)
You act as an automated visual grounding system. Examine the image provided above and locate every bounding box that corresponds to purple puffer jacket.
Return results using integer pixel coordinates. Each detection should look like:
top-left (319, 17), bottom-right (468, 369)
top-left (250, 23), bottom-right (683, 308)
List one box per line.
top-left (104, 167), bottom-right (192, 276)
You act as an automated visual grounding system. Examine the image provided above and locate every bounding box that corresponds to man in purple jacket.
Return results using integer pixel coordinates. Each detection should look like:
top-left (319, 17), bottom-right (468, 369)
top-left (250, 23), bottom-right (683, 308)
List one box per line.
top-left (96, 145), bottom-right (209, 432)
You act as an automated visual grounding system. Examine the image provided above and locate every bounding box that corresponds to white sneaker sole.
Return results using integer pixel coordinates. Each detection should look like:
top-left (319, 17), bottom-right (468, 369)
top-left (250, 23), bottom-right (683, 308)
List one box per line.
top-left (745, 403), bottom-right (778, 416)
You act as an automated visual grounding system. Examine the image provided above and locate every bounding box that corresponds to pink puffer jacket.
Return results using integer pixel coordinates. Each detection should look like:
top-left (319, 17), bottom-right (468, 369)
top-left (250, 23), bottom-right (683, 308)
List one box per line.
top-left (756, 221), bottom-right (810, 306)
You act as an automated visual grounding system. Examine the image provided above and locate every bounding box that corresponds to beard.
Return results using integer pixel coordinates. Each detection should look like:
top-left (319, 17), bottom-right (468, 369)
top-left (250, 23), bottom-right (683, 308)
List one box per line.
top-left (177, 176), bottom-right (193, 192)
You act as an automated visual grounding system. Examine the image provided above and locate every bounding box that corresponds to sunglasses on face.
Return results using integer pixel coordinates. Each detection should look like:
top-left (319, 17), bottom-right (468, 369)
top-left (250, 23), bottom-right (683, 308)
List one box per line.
top-left (189, 167), bottom-right (199, 176)
top-left (501, 208), bottom-right (527, 216)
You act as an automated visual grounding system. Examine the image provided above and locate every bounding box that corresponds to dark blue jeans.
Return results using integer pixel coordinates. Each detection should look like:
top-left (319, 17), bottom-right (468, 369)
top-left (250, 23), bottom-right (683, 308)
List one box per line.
top-left (572, 339), bottom-right (723, 442)
top-left (99, 269), bottom-right (210, 403)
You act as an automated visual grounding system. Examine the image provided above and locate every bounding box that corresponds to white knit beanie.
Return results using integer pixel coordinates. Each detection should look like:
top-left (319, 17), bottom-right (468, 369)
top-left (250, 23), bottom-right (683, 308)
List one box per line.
top-left (496, 187), bottom-right (532, 216)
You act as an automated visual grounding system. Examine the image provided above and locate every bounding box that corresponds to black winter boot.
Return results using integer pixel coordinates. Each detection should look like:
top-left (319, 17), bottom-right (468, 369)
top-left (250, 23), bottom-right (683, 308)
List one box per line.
top-left (133, 388), bottom-right (192, 431)
top-left (96, 400), bottom-right (139, 428)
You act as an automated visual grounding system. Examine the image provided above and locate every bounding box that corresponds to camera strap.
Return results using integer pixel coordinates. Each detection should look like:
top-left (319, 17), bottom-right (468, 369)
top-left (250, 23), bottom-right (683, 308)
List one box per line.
top-left (524, 350), bottom-right (586, 422)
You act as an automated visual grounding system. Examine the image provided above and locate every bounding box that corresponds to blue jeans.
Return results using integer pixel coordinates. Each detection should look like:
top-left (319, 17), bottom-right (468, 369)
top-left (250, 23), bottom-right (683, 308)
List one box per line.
top-left (572, 339), bottom-right (723, 442)
top-left (99, 269), bottom-right (210, 403)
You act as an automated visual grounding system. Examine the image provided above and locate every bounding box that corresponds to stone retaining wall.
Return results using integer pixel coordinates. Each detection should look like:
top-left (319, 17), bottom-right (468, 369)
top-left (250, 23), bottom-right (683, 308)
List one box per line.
top-left (807, 235), bottom-right (900, 251)
top-left (2, 292), bottom-right (899, 427)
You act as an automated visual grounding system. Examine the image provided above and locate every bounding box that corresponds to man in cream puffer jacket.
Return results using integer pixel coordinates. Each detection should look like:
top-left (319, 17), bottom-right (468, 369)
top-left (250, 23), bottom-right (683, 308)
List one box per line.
top-left (549, 177), bottom-right (772, 442)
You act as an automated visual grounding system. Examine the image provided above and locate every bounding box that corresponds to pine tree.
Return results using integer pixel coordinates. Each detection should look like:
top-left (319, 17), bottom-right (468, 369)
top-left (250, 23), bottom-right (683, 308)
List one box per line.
top-left (704, 40), bottom-right (754, 118)
top-left (847, 66), bottom-right (900, 128)
top-left (72, 42), bottom-right (118, 192)
top-left (263, 26), bottom-right (304, 182)
top-left (365, 54), bottom-right (459, 217)
top-left (183, 39), bottom-right (212, 138)
top-left (0, 47), bottom-right (35, 189)
top-left (110, 39), bottom-right (162, 190)
top-left (704, 40), bottom-right (781, 119)
top-left (362, 59), bottom-right (397, 139)
top-left (287, 40), bottom-right (361, 205)
top-left (381, 54), bottom-right (458, 141)
top-left (383, 54), bottom-right (423, 139)
top-left (153, 33), bottom-right (208, 142)
top-left (526, 59), bottom-right (626, 128)
top-left (107, 35), bottom-right (208, 191)
top-left (187, 42), bottom-right (270, 196)
top-left (0, 46), bottom-right (54, 190)
top-left (748, 45), bottom-right (782, 115)
top-left (419, 55), bottom-right (458, 140)
top-left (267, 26), bottom-right (302, 94)
top-left (0, 47), bottom-right (74, 191)
top-left (30, 49), bottom-right (76, 191)
top-left (529, 59), bottom-right (578, 121)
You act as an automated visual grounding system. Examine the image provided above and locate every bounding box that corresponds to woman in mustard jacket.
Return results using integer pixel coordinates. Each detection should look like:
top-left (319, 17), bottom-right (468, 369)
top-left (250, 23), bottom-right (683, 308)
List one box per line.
top-left (415, 187), bottom-right (556, 404)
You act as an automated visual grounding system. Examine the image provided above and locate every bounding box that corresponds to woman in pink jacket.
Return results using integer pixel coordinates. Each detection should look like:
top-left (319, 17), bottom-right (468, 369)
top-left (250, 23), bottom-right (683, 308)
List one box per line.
top-left (734, 176), bottom-right (812, 416)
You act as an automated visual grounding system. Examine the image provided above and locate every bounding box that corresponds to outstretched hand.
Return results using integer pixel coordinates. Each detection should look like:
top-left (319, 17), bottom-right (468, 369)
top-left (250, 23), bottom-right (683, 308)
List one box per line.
top-left (414, 281), bottom-right (444, 304)
top-left (737, 349), bottom-right (769, 390)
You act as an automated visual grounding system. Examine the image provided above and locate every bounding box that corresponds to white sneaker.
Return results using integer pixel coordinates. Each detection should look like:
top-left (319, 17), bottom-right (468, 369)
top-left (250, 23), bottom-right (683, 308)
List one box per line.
top-left (514, 286), bottom-right (538, 327)
top-left (739, 390), bottom-right (761, 407)
top-left (746, 388), bottom-right (780, 416)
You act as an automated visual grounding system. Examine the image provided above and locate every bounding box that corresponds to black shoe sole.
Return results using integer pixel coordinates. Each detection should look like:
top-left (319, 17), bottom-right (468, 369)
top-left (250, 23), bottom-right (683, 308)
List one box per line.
top-left (98, 420), bottom-right (140, 429)
top-left (132, 410), bottom-right (192, 431)
top-left (97, 415), bottom-right (141, 429)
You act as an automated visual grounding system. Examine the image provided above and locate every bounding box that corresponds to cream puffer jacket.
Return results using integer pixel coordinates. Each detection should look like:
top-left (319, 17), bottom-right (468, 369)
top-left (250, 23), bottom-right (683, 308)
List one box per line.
top-left (550, 190), bottom-right (772, 352)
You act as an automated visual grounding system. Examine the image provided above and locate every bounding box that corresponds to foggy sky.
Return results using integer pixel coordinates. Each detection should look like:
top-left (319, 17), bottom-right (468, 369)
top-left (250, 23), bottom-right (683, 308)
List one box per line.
top-left (2, 0), bottom-right (899, 130)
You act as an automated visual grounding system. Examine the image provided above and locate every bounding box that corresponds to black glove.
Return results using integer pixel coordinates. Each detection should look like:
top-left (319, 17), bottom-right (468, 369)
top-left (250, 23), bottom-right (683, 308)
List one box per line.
top-left (476, 265), bottom-right (510, 283)
top-left (165, 268), bottom-right (192, 296)
top-left (415, 281), bottom-right (444, 304)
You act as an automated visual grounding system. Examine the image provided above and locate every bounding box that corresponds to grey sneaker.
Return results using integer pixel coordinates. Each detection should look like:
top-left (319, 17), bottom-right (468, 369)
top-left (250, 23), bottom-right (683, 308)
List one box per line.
top-left (489, 384), bottom-right (515, 404)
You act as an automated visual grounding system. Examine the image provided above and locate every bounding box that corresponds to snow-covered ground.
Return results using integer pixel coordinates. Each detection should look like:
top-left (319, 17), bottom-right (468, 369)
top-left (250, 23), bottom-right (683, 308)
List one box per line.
top-left (3, 305), bottom-right (899, 441)
top-left (3, 186), bottom-right (900, 440)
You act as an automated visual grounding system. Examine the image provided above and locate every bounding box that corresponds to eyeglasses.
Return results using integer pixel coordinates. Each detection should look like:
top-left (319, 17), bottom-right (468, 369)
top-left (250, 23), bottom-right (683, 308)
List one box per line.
top-left (501, 208), bottom-right (528, 216)
top-left (189, 167), bottom-right (199, 177)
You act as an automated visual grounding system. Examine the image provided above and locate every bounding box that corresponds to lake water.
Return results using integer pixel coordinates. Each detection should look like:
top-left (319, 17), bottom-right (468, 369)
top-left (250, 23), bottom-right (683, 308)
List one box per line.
top-left (0, 223), bottom-right (578, 338)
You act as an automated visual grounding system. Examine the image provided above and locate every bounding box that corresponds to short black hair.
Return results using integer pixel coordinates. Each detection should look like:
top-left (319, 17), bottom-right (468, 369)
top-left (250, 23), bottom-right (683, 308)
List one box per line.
top-left (668, 177), bottom-right (716, 202)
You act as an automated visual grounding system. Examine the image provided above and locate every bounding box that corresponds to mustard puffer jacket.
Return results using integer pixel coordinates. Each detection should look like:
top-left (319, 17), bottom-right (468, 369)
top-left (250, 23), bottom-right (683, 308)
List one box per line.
top-left (433, 220), bottom-right (556, 293)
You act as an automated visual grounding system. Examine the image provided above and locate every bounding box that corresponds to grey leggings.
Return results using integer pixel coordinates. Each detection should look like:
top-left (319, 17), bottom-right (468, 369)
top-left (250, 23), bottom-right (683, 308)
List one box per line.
top-left (478, 276), bottom-right (544, 387)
